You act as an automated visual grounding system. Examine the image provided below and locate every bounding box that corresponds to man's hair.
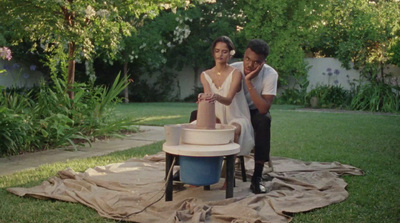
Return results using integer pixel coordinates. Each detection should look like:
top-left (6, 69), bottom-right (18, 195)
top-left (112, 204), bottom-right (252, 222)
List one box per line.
top-left (211, 36), bottom-right (235, 55)
top-left (247, 39), bottom-right (270, 58)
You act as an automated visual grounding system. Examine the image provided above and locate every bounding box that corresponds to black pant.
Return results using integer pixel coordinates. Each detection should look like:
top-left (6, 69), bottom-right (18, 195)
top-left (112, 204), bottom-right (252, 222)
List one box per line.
top-left (189, 110), bottom-right (197, 123)
top-left (250, 109), bottom-right (271, 163)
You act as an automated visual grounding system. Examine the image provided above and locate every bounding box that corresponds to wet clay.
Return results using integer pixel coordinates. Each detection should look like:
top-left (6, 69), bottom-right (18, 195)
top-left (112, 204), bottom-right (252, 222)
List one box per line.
top-left (196, 93), bottom-right (216, 129)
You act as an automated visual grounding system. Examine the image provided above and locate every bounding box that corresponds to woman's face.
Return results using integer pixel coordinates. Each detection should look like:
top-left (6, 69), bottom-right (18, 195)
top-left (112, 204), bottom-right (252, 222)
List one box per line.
top-left (213, 42), bottom-right (230, 64)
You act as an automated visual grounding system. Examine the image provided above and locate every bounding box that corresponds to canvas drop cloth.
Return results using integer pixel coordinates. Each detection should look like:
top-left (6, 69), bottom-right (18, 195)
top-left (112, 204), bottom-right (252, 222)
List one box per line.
top-left (8, 152), bottom-right (363, 223)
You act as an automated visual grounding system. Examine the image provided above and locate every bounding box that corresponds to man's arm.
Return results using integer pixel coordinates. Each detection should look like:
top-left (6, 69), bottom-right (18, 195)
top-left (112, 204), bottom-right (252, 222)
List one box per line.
top-left (244, 79), bottom-right (274, 114)
top-left (262, 95), bottom-right (275, 114)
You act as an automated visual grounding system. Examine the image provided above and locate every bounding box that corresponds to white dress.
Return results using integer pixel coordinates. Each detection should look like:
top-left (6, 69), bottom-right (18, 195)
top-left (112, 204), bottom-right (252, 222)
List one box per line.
top-left (203, 70), bottom-right (255, 156)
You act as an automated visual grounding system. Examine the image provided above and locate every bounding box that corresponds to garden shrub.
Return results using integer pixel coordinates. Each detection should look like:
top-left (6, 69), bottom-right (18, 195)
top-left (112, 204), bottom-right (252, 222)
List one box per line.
top-left (351, 82), bottom-right (400, 113)
top-left (278, 83), bottom-right (308, 106)
top-left (129, 77), bottom-right (180, 102)
top-left (0, 74), bottom-right (136, 157)
top-left (305, 85), bottom-right (351, 109)
top-left (183, 86), bottom-right (204, 102)
top-left (277, 88), bottom-right (304, 105)
top-left (0, 105), bottom-right (35, 155)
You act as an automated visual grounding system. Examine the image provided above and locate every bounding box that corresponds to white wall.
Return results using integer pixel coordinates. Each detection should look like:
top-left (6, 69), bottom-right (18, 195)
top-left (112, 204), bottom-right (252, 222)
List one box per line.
top-left (175, 58), bottom-right (367, 99)
top-left (175, 66), bottom-right (198, 99)
top-left (305, 57), bottom-right (399, 92)
top-left (2, 57), bottom-right (398, 99)
top-left (305, 58), bottom-right (361, 91)
top-left (116, 58), bottom-right (400, 100)
top-left (0, 60), bottom-right (43, 89)
top-left (140, 66), bottom-right (198, 100)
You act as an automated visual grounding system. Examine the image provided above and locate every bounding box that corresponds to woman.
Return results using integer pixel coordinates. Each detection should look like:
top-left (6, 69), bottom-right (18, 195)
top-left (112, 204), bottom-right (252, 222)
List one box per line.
top-left (200, 36), bottom-right (254, 156)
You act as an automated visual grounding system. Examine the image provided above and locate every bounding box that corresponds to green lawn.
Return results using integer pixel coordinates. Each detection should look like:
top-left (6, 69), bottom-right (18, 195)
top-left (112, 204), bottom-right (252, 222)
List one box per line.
top-left (1, 102), bottom-right (399, 222)
top-left (114, 102), bottom-right (199, 125)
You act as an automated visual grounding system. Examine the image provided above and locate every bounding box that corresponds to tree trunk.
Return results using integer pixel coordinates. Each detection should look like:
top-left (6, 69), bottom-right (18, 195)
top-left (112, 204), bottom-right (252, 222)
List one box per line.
top-left (67, 41), bottom-right (76, 100)
top-left (124, 61), bottom-right (129, 103)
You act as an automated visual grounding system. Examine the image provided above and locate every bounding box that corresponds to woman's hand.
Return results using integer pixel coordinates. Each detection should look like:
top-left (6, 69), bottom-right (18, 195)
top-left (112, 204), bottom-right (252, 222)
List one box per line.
top-left (205, 93), bottom-right (218, 103)
top-left (197, 93), bottom-right (217, 103)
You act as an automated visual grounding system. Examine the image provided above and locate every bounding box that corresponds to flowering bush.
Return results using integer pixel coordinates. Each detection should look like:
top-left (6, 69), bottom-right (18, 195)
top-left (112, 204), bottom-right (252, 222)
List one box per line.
top-left (0, 46), bottom-right (12, 61)
top-left (0, 46), bottom-right (12, 74)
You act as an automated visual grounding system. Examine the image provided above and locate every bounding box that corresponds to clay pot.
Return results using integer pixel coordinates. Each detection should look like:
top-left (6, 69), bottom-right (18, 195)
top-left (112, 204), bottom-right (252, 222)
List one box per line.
top-left (196, 93), bottom-right (216, 129)
top-left (310, 96), bottom-right (319, 108)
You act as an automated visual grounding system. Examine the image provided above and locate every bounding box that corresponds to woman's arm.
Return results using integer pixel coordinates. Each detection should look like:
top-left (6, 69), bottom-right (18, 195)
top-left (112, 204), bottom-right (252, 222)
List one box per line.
top-left (214, 69), bottom-right (242, 106)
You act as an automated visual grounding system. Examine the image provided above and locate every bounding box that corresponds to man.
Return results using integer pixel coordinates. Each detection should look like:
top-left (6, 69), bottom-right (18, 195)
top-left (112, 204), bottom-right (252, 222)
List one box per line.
top-left (231, 39), bottom-right (278, 194)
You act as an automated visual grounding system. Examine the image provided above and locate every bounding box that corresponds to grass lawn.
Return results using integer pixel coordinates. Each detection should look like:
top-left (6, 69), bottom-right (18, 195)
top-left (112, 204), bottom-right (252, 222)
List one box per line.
top-left (1, 102), bottom-right (399, 222)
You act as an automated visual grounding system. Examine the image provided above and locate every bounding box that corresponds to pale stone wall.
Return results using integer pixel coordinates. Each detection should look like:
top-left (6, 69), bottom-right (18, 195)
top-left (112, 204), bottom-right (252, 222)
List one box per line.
top-left (2, 58), bottom-right (398, 100)
top-left (175, 66), bottom-right (197, 99)
top-left (176, 58), bottom-right (366, 99)
top-left (305, 58), bottom-right (362, 92)
top-left (0, 60), bottom-right (44, 89)
top-left (305, 57), bottom-right (399, 92)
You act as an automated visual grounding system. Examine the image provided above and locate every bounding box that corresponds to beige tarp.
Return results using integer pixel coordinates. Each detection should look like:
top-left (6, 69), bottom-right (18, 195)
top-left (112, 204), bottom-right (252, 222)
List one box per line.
top-left (7, 153), bottom-right (363, 222)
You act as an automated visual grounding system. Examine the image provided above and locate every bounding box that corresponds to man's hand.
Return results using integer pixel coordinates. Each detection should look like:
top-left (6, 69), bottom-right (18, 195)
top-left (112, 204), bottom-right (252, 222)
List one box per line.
top-left (245, 62), bottom-right (264, 81)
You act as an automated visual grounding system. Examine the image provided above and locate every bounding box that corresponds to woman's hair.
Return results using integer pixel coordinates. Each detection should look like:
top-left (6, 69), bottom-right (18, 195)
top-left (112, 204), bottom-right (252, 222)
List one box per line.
top-left (210, 36), bottom-right (235, 55)
top-left (246, 39), bottom-right (270, 58)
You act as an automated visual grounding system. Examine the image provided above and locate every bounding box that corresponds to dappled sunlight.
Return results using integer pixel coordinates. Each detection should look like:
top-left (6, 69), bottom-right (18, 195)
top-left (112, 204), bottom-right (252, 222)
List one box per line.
top-left (138, 115), bottom-right (183, 122)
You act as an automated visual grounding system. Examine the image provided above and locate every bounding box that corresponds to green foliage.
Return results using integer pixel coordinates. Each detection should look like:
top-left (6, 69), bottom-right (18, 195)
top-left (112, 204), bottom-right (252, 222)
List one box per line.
top-left (93, 73), bottom-right (129, 117)
top-left (240, 0), bottom-right (399, 114)
top-left (129, 72), bottom-right (180, 102)
top-left (97, 3), bottom-right (196, 102)
top-left (0, 87), bottom-right (44, 155)
top-left (103, 0), bottom-right (245, 101)
top-left (351, 82), bottom-right (400, 113)
top-left (315, 0), bottom-right (400, 80)
top-left (388, 37), bottom-right (400, 67)
top-left (163, 0), bottom-right (245, 86)
top-left (183, 86), bottom-right (204, 102)
top-left (277, 79), bottom-right (309, 105)
top-left (0, 0), bottom-right (186, 101)
top-left (0, 104), bottom-right (34, 155)
top-left (240, 0), bottom-right (325, 85)
top-left (277, 89), bottom-right (304, 105)
top-left (305, 85), bottom-right (351, 109)
top-left (0, 0), bottom-right (185, 61)
top-left (0, 74), bottom-right (135, 157)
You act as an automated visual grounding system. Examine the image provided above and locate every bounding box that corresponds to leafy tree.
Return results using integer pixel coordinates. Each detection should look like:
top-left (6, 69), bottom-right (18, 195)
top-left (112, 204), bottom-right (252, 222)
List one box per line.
top-left (106, 0), bottom-right (243, 100)
top-left (312, 0), bottom-right (400, 112)
top-left (315, 0), bottom-right (400, 81)
top-left (240, 0), bottom-right (325, 87)
top-left (113, 9), bottom-right (182, 102)
top-left (0, 0), bottom-right (185, 99)
top-left (163, 0), bottom-right (244, 87)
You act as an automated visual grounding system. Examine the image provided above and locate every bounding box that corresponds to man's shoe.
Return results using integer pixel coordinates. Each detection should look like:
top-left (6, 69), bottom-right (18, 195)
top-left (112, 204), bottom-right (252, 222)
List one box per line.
top-left (262, 174), bottom-right (274, 182)
top-left (250, 177), bottom-right (267, 194)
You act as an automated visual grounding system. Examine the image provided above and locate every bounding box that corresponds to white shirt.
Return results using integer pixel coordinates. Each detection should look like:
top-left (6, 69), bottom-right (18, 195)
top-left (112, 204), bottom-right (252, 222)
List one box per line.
top-left (231, 62), bottom-right (278, 110)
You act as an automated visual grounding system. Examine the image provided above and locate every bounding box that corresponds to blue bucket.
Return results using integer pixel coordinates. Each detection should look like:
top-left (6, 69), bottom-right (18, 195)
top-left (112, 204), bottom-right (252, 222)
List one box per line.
top-left (180, 156), bottom-right (223, 186)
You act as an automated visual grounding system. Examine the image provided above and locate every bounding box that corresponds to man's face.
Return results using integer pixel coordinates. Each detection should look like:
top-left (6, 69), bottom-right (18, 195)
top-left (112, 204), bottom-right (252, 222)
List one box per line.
top-left (243, 48), bottom-right (265, 76)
